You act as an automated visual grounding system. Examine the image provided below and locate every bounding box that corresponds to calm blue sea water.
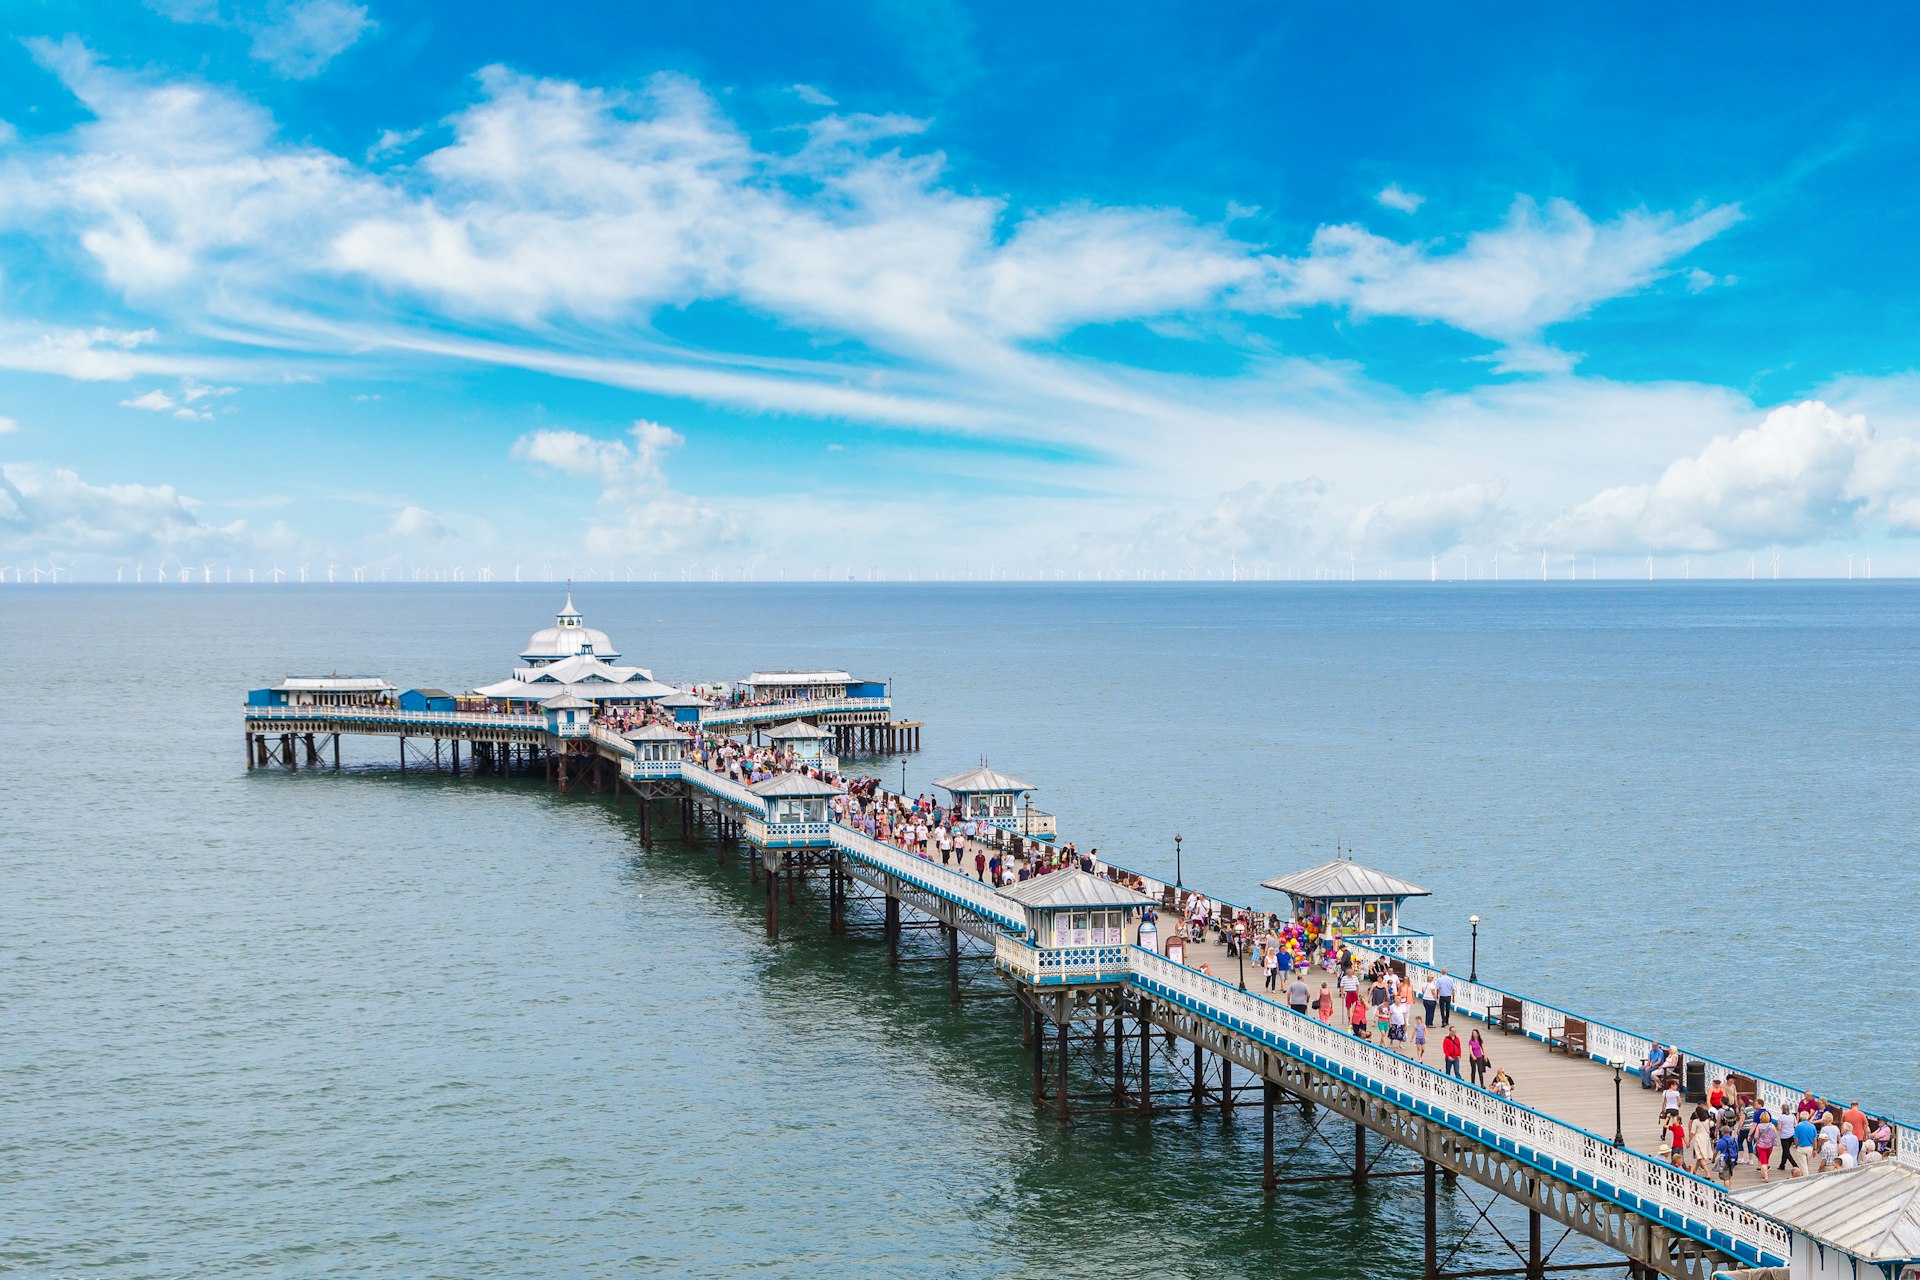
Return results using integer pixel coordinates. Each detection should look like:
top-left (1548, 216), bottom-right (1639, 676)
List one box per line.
top-left (4, 582), bottom-right (1915, 1278)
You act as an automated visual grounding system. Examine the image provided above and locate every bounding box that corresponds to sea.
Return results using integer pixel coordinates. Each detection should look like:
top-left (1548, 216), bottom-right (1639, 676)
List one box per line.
top-left (4, 582), bottom-right (1916, 1279)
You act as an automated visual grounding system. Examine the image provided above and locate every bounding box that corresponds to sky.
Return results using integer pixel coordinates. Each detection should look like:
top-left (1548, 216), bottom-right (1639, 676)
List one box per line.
top-left (2, 0), bottom-right (1919, 581)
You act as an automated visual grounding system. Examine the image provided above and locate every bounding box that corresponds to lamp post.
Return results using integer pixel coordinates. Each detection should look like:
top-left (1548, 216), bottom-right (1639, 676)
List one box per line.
top-left (1468, 914), bottom-right (1480, 983)
top-left (1175, 833), bottom-right (1183, 889)
top-left (1237, 915), bottom-right (1248, 991)
top-left (900, 758), bottom-right (907, 798)
top-left (1610, 1057), bottom-right (1626, 1147)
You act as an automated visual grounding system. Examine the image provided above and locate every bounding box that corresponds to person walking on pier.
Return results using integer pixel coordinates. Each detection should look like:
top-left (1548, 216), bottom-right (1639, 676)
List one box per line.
top-left (1467, 1030), bottom-right (1489, 1087)
top-left (1287, 975), bottom-right (1309, 1014)
top-left (1420, 974), bottom-right (1439, 1027)
top-left (1316, 984), bottom-right (1334, 1023)
top-left (1442, 1030), bottom-right (1463, 1077)
top-left (1412, 1014), bottom-right (1428, 1063)
top-left (1349, 993), bottom-right (1371, 1039)
top-left (1434, 968), bottom-right (1456, 1026)
top-left (1752, 1112), bottom-right (1780, 1182)
top-left (1266, 948), bottom-right (1283, 993)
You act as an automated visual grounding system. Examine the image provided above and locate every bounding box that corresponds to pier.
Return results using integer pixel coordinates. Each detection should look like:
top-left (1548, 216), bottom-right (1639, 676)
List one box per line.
top-left (243, 596), bottom-right (1918, 1280)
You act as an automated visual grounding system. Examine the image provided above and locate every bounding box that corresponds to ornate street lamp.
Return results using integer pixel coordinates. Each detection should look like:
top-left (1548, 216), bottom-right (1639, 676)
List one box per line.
top-left (1174, 833), bottom-right (1183, 889)
top-left (1468, 914), bottom-right (1481, 983)
top-left (1610, 1057), bottom-right (1627, 1147)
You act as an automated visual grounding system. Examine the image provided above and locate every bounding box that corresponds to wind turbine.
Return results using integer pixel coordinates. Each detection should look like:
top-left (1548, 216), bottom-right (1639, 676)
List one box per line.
top-left (514, 564), bottom-right (522, 583)
top-left (248, 567), bottom-right (255, 584)
top-left (27, 563), bottom-right (44, 584)
top-left (50, 560), bottom-right (70, 584)
top-left (135, 561), bottom-right (144, 584)
top-left (298, 564), bottom-right (309, 584)
top-left (270, 564), bottom-right (285, 583)
top-left (1646, 555), bottom-right (1653, 581)
top-left (326, 563), bottom-right (338, 584)
top-left (1539, 548), bottom-right (1547, 582)
top-left (202, 563), bottom-right (213, 584)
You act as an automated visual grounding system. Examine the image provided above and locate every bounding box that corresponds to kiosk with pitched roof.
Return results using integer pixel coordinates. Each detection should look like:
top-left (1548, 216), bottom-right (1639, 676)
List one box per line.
top-left (748, 772), bottom-right (842, 826)
top-left (934, 764), bottom-right (1040, 831)
top-left (1262, 858), bottom-right (1431, 950)
top-left (1734, 1162), bottom-right (1920, 1280)
top-left (622, 723), bottom-right (688, 776)
top-left (767, 720), bottom-right (835, 766)
top-left (999, 870), bottom-right (1155, 953)
top-left (540, 692), bottom-right (593, 739)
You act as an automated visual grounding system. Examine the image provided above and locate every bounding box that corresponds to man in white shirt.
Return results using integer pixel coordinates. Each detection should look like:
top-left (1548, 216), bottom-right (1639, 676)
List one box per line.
top-left (1434, 970), bottom-right (1457, 1026)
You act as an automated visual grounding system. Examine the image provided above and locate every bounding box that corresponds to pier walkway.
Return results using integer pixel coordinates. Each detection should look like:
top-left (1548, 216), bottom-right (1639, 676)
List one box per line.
top-left (242, 618), bottom-right (1914, 1280)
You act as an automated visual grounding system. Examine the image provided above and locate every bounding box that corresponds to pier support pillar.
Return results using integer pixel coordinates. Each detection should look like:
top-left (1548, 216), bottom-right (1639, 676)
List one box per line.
top-left (246, 733), bottom-right (254, 769)
top-left (333, 734), bottom-right (341, 772)
top-left (1526, 1202), bottom-right (1544, 1280)
top-left (886, 896), bottom-right (900, 965)
top-left (1191, 1046), bottom-right (1205, 1110)
top-left (1220, 1060), bottom-right (1232, 1122)
top-left (1030, 1007), bottom-right (1044, 1105)
top-left (765, 866), bottom-right (780, 941)
top-left (1137, 1000), bottom-right (1152, 1116)
top-left (1423, 1160), bottom-right (1438, 1278)
top-left (1053, 1014), bottom-right (1070, 1126)
top-left (946, 923), bottom-right (959, 1005)
top-left (1263, 1080), bottom-right (1278, 1194)
top-left (451, 738), bottom-right (460, 775)
top-left (1353, 1122), bottom-right (1367, 1187)
top-left (1111, 999), bottom-right (1126, 1108)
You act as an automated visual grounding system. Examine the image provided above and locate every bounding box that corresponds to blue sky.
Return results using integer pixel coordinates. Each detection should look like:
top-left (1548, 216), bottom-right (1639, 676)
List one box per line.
top-left (2, 0), bottom-right (1919, 580)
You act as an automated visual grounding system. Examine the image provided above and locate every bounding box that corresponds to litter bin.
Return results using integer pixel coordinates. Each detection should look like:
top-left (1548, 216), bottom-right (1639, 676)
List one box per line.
top-left (1684, 1058), bottom-right (1708, 1103)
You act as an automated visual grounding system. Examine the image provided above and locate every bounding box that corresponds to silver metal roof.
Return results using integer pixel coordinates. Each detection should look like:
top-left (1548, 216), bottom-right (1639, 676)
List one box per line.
top-left (748, 772), bottom-right (844, 799)
top-left (657, 692), bottom-right (706, 707)
top-left (1734, 1163), bottom-right (1920, 1263)
top-left (932, 765), bottom-right (1035, 794)
top-left (622, 724), bottom-right (688, 741)
top-left (745, 670), bottom-right (852, 685)
top-left (998, 870), bottom-right (1156, 911)
top-left (273, 676), bottom-right (396, 691)
top-left (768, 719), bottom-right (834, 740)
top-left (538, 693), bottom-right (593, 710)
top-left (1261, 859), bottom-right (1432, 901)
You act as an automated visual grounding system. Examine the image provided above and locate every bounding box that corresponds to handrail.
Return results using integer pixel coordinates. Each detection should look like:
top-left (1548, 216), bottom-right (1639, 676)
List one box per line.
top-left (1126, 947), bottom-right (1788, 1267)
top-left (699, 697), bottom-right (890, 727)
top-left (1342, 939), bottom-right (1915, 1169)
top-left (244, 705), bottom-right (544, 728)
top-left (678, 762), bottom-right (766, 816)
top-left (828, 823), bottom-right (1025, 934)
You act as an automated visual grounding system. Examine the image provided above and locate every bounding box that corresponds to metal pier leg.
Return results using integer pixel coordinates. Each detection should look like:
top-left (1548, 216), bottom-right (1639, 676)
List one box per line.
top-left (1424, 1159), bottom-right (1438, 1278)
top-left (1353, 1122), bottom-right (1367, 1187)
top-left (246, 733), bottom-right (254, 769)
top-left (1221, 1060), bottom-right (1232, 1122)
top-left (886, 896), bottom-right (900, 966)
top-left (1527, 1203), bottom-right (1543, 1280)
top-left (946, 923), bottom-right (959, 1005)
top-left (1112, 999), bottom-right (1126, 1108)
top-left (1053, 1015), bottom-right (1070, 1125)
top-left (1191, 1045), bottom-right (1205, 1110)
top-left (1137, 1001), bottom-right (1152, 1116)
top-left (1030, 1006), bottom-right (1044, 1104)
top-left (765, 867), bottom-right (779, 941)
top-left (1263, 1081), bottom-right (1278, 1195)
top-left (333, 734), bottom-right (341, 772)
top-left (399, 735), bottom-right (406, 773)
top-left (452, 738), bottom-right (460, 774)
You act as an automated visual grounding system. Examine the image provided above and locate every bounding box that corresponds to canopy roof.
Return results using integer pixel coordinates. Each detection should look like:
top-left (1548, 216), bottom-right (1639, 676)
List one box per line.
top-left (656, 691), bottom-right (707, 707)
top-left (999, 869), bottom-right (1155, 912)
top-left (273, 676), bottom-right (395, 691)
top-left (1261, 859), bottom-right (1432, 901)
top-left (768, 720), bottom-right (834, 740)
top-left (622, 724), bottom-right (688, 741)
top-left (748, 772), bottom-right (844, 799)
top-left (933, 765), bottom-right (1035, 794)
top-left (539, 693), bottom-right (593, 711)
top-left (1735, 1163), bottom-right (1920, 1263)
top-left (745, 669), bottom-right (852, 686)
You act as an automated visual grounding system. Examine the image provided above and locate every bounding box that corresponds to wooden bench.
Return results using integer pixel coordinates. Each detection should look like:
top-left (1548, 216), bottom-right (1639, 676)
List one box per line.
top-left (1487, 994), bottom-right (1524, 1035)
top-left (1727, 1072), bottom-right (1759, 1103)
top-left (1547, 1017), bottom-right (1588, 1056)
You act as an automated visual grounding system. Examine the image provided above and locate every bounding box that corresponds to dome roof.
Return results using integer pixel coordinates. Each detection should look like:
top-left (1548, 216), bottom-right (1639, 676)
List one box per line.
top-left (520, 591), bottom-right (621, 663)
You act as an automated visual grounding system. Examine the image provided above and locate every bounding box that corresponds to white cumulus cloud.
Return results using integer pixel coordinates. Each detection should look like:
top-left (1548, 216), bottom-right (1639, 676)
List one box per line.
top-left (1544, 400), bottom-right (1920, 552)
top-left (121, 388), bottom-right (176, 411)
top-left (512, 420), bottom-right (742, 556)
top-left (0, 460), bottom-right (249, 556)
top-left (388, 504), bottom-right (447, 539)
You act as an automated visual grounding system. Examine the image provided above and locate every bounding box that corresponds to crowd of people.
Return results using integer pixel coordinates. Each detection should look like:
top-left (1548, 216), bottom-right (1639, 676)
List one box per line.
top-left (585, 703), bottom-right (1904, 1186)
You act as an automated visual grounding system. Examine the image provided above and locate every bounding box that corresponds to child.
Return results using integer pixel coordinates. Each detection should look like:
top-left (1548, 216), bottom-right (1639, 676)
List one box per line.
top-left (1714, 1128), bottom-right (1740, 1185)
top-left (1413, 1016), bottom-right (1428, 1063)
top-left (1667, 1116), bottom-right (1687, 1166)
